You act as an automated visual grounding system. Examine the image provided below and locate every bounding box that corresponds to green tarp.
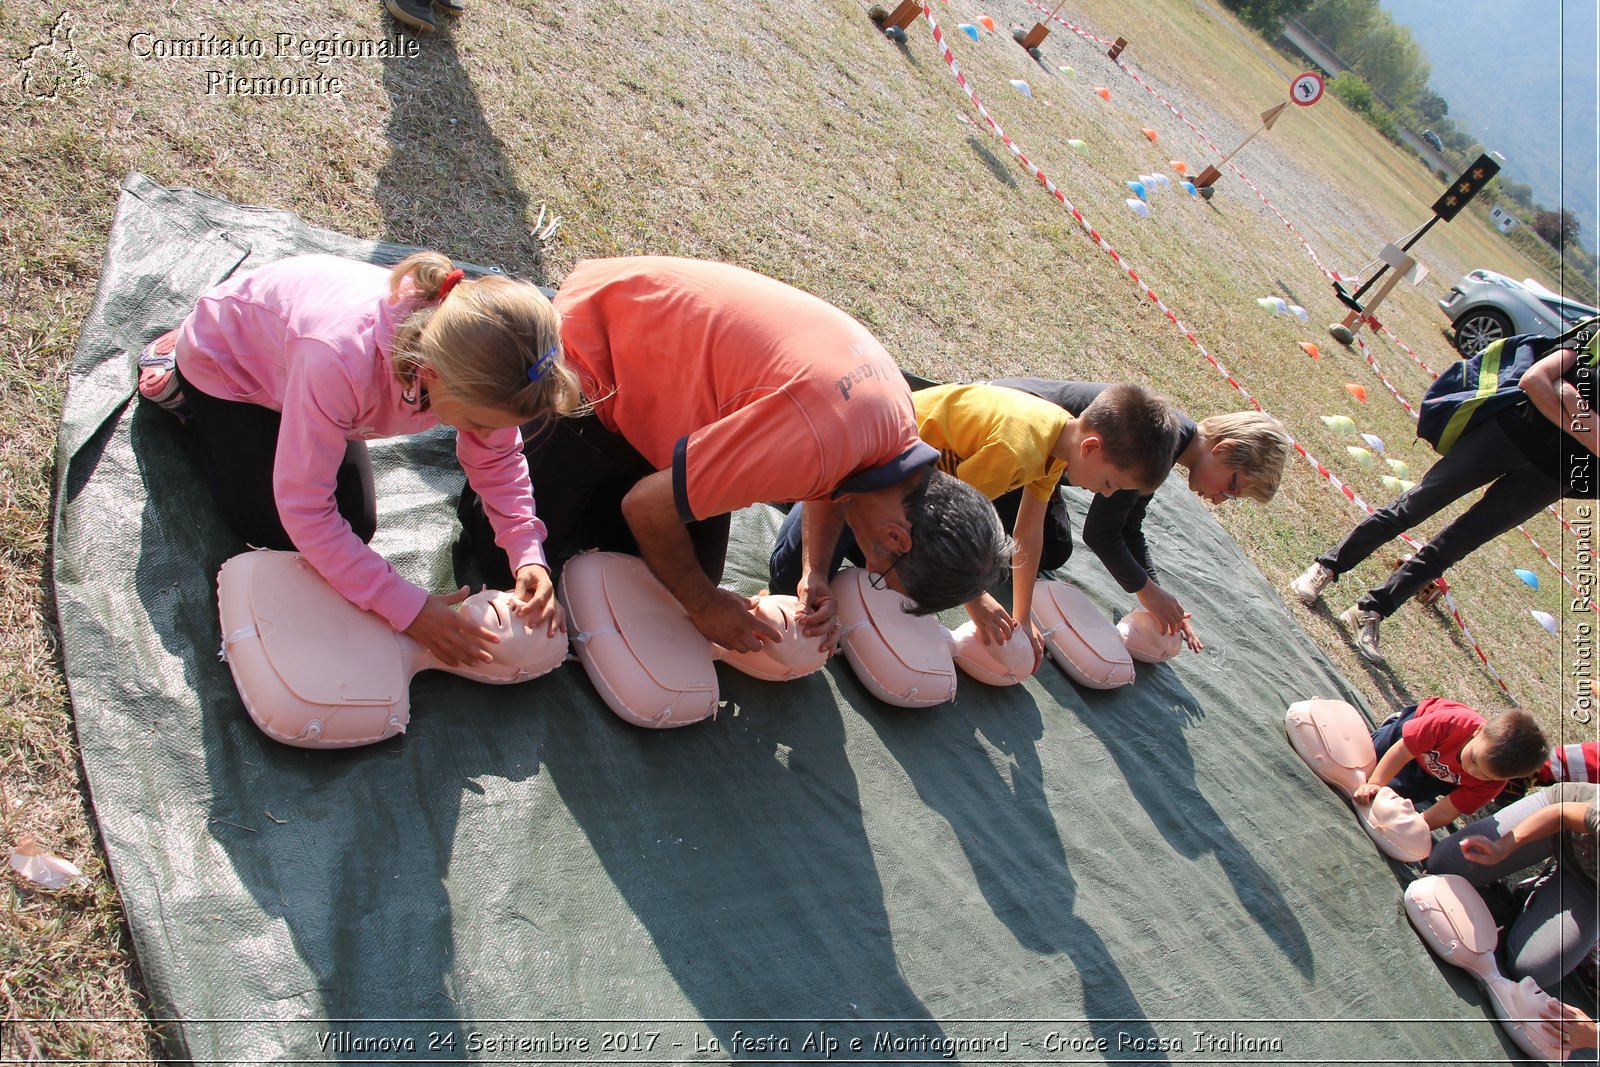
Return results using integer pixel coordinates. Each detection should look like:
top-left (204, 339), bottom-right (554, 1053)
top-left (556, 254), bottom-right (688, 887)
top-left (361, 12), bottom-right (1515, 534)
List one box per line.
top-left (53, 175), bottom-right (1513, 1064)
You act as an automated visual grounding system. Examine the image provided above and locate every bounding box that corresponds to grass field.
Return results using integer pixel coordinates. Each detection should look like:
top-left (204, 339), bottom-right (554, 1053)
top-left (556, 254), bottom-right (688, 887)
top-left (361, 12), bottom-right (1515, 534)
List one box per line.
top-left (1, 0), bottom-right (1590, 1057)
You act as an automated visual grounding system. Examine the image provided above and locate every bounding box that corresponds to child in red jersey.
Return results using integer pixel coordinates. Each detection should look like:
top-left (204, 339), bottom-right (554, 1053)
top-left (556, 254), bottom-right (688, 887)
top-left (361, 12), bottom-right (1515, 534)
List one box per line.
top-left (1355, 698), bottom-right (1547, 830)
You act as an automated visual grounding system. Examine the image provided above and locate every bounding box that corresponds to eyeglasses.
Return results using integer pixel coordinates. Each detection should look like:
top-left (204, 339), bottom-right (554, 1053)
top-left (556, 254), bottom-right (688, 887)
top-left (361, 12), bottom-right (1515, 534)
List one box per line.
top-left (867, 553), bottom-right (904, 591)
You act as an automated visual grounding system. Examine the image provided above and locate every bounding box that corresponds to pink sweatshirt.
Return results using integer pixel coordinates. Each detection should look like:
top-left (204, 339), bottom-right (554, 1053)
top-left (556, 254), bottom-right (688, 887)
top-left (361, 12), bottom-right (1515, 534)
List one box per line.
top-left (175, 254), bottom-right (546, 630)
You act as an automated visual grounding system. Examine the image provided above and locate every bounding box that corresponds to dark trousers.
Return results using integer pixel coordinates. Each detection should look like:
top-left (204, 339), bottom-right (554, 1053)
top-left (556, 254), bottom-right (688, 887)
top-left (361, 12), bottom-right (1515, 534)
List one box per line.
top-left (1317, 413), bottom-right (1576, 617)
top-left (991, 487), bottom-right (1075, 572)
top-left (457, 412), bottom-right (730, 589)
top-left (1369, 705), bottom-right (1450, 804)
top-left (176, 368), bottom-right (377, 550)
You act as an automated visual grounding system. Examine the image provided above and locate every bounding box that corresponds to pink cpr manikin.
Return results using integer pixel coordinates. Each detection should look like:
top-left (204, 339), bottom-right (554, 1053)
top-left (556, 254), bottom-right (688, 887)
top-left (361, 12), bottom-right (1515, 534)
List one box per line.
top-left (557, 552), bottom-right (830, 729)
top-left (1115, 607), bottom-right (1184, 664)
top-left (832, 569), bottom-right (1059, 708)
top-left (216, 550), bottom-right (567, 748)
top-left (1029, 579), bottom-right (1135, 688)
top-left (1284, 698), bottom-right (1432, 862)
top-left (1405, 874), bottom-right (1574, 1062)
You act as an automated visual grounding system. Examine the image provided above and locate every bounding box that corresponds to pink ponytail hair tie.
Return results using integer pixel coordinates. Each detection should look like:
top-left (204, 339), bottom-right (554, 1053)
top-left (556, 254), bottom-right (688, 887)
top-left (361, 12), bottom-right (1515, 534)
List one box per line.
top-left (436, 268), bottom-right (466, 302)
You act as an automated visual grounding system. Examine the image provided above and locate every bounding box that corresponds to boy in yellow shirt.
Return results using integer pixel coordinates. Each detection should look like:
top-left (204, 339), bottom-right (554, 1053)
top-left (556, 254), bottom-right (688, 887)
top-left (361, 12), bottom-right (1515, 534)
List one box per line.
top-left (768, 382), bottom-right (1181, 672)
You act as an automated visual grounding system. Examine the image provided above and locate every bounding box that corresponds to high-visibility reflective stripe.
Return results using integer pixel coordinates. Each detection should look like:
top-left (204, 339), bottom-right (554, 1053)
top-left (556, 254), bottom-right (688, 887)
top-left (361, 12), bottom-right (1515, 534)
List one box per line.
top-left (1553, 742), bottom-right (1598, 784)
top-left (1436, 338), bottom-right (1512, 455)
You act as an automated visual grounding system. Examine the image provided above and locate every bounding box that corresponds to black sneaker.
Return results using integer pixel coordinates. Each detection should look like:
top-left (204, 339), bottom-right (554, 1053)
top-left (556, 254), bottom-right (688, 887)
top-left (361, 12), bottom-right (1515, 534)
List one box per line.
top-left (386, 0), bottom-right (437, 33)
top-left (434, 0), bottom-right (465, 15)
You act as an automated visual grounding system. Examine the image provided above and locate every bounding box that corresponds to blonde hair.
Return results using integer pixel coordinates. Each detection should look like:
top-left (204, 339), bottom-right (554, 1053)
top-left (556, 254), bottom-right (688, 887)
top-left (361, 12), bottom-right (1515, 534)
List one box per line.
top-left (1196, 411), bottom-right (1292, 502)
top-left (388, 252), bottom-right (582, 422)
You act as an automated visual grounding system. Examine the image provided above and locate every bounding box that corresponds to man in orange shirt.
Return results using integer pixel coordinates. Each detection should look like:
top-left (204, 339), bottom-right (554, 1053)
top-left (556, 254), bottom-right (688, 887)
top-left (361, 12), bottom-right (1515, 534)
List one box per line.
top-left (458, 256), bottom-right (1010, 653)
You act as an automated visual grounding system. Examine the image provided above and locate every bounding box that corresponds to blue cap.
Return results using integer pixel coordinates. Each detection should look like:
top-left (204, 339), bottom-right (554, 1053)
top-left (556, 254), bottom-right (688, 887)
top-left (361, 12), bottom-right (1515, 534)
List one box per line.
top-left (833, 441), bottom-right (939, 497)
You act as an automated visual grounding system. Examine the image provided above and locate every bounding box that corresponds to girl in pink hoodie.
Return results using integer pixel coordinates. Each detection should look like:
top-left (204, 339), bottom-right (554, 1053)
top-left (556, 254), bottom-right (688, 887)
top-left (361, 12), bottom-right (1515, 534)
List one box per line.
top-left (140, 252), bottom-right (578, 667)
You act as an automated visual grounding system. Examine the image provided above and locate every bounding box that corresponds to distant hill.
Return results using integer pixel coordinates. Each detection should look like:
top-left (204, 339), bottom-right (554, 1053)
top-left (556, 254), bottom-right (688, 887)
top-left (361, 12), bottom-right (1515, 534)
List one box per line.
top-left (1379, 0), bottom-right (1597, 255)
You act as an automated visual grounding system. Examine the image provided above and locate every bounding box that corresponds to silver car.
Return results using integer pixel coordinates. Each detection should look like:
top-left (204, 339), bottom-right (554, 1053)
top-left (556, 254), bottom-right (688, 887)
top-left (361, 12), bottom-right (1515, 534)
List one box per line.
top-left (1438, 269), bottom-right (1600, 355)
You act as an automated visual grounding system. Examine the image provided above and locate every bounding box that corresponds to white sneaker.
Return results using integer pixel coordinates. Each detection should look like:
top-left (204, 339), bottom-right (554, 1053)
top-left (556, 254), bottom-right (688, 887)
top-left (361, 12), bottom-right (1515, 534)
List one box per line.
top-left (1290, 562), bottom-right (1335, 604)
top-left (1340, 604), bottom-right (1385, 664)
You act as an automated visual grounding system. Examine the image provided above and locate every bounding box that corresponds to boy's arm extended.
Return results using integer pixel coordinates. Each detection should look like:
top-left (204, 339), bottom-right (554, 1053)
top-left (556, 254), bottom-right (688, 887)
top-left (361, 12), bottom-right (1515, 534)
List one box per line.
top-left (1082, 490), bottom-right (1158, 591)
top-left (1422, 796), bottom-right (1463, 831)
top-left (1354, 738), bottom-right (1414, 805)
top-left (1009, 491), bottom-right (1048, 669)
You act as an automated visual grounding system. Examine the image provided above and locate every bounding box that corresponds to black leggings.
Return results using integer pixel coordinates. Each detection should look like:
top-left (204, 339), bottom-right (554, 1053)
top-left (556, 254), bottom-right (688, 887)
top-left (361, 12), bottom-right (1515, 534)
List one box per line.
top-left (1317, 411), bottom-right (1579, 617)
top-left (176, 367), bottom-right (377, 550)
top-left (457, 411), bottom-right (730, 589)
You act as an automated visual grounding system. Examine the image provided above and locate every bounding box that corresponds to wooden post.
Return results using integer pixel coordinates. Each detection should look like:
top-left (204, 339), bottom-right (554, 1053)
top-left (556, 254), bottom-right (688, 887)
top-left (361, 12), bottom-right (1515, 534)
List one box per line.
top-left (1107, 36), bottom-right (1128, 60)
top-left (882, 0), bottom-right (920, 29)
top-left (1328, 247), bottom-right (1414, 344)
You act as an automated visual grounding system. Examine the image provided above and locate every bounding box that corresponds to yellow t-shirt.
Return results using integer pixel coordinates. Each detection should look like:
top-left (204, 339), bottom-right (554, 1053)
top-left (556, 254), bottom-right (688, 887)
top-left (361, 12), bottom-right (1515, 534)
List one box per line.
top-left (913, 383), bottom-right (1071, 502)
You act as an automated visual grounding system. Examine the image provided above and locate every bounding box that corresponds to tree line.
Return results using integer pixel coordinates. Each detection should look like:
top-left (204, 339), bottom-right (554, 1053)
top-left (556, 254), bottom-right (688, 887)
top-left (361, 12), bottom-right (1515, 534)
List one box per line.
top-left (1218, 0), bottom-right (1593, 289)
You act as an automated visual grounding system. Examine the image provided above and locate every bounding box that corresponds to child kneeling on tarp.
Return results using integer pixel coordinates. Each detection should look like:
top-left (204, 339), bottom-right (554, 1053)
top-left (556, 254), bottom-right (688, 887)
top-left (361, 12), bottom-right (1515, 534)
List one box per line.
top-left (1355, 698), bottom-right (1548, 830)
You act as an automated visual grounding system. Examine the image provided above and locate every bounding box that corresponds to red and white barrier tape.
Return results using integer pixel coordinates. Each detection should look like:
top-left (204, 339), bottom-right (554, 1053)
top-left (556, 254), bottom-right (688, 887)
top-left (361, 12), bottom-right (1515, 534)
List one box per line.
top-left (914, 2), bottom-right (1518, 700)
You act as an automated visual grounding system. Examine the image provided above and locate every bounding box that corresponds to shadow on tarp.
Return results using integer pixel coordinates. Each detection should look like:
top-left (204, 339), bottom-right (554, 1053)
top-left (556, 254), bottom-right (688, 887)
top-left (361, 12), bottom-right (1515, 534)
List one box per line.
top-left (857, 679), bottom-right (1170, 1062)
top-left (53, 177), bottom-right (1518, 1064)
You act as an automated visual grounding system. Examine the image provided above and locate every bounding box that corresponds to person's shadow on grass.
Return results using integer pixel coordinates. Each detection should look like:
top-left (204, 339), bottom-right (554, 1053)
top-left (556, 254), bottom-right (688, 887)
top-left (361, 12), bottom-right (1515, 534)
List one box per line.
top-left (375, 31), bottom-right (548, 283)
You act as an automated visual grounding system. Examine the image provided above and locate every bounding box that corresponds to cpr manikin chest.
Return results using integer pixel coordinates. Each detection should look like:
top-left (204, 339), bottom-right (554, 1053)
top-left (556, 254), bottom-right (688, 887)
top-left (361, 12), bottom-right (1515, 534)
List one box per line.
top-left (557, 551), bottom-right (830, 729)
top-left (1030, 579), bottom-right (1135, 688)
top-left (1405, 874), bottom-right (1573, 1062)
top-left (831, 569), bottom-right (1040, 707)
top-left (217, 550), bottom-right (567, 748)
top-left (1284, 698), bottom-right (1432, 862)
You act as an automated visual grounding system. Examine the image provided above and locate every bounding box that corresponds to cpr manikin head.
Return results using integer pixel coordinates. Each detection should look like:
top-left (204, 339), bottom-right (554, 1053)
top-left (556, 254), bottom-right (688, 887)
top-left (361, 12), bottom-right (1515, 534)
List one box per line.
top-left (425, 591), bottom-right (568, 684)
top-left (1116, 607), bottom-right (1183, 663)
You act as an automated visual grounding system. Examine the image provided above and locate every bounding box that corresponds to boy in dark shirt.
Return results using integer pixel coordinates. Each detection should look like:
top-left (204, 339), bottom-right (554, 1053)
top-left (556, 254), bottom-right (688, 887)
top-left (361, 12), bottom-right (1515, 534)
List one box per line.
top-left (988, 378), bottom-right (1292, 652)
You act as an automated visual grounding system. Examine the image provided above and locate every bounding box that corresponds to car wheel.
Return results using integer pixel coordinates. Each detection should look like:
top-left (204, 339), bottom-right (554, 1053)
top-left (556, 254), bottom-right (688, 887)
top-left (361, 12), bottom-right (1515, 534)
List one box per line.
top-left (1452, 308), bottom-right (1512, 355)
